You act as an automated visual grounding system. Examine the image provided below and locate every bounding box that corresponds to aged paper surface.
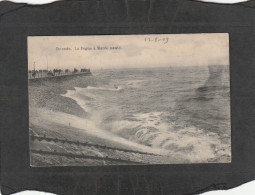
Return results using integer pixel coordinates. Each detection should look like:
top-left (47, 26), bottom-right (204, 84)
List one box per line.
top-left (28, 34), bottom-right (231, 166)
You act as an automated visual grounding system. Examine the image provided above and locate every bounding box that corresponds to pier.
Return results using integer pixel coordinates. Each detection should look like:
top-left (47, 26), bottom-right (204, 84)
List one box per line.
top-left (28, 68), bottom-right (91, 79)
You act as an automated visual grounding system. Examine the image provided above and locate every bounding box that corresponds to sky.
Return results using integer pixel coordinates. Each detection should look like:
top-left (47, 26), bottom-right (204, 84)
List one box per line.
top-left (27, 33), bottom-right (229, 70)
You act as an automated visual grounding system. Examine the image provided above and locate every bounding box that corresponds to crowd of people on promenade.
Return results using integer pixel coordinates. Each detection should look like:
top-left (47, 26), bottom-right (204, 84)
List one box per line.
top-left (28, 68), bottom-right (90, 79)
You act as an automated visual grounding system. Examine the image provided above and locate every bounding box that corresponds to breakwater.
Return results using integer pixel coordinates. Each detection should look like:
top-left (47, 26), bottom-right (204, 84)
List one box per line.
top-left (29, 71), bottom-right (95, 118)
top-left (30, 134), bottom-right (162, 156)
top-left (29, 72), bottom-right (92, 82)
top-left (31, 149), bottom-right (145, 165)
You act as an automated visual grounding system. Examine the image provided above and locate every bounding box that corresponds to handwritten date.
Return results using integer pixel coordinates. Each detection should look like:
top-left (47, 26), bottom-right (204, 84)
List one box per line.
top-left (144, 37), bottom-right (169, 44)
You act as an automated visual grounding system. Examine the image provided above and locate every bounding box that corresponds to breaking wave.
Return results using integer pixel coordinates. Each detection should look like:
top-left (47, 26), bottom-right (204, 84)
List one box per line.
top-left (59, 66), bottom-right (230, 163)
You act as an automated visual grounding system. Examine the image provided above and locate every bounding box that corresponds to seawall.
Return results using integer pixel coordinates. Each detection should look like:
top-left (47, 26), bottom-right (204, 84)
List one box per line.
top-left (29, 72), bottom-right (94, 118)
top-left (29, 72), bottom-right (92, 83)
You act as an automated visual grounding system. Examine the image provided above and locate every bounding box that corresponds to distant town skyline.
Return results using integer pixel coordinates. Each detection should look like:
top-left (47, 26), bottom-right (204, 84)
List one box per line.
top-left (28, 34), bottom-right (229, 70)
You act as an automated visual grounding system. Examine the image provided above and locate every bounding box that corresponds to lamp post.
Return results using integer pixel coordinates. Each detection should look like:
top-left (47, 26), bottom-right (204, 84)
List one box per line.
top-left (33, 62), bottom-right (36, 78)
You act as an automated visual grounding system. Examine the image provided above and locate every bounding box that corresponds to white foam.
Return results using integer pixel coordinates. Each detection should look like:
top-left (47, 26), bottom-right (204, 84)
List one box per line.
top-left (86, 86), bottom-right (123, 91)
top-left (62, 88), bottom-right (93, 113)
top-left (107, 111), bottom-right (230, 162)
top-left (61, 87), bottom-right (230, 162)
top-left (36, 107), bottom-right (167, 155)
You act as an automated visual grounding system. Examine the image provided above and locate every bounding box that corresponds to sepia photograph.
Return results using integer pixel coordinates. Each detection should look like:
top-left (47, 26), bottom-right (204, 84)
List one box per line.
top-left (28, 34), bottom-right (231, 166)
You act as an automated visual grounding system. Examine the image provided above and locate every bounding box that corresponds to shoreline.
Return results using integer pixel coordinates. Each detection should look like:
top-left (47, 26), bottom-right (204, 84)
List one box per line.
top-left (28, 74), bottom-right (177, 166)
top-left (29, 73), bottom-right (95, 118)
top-left (29, 120), bottom-right (182, 166)
top-left (28, 67), bottom-right (231, 166)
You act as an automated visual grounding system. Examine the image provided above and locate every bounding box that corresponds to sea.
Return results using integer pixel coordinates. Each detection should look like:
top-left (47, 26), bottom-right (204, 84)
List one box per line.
top-left (62, 65), bottom-right (231, 163)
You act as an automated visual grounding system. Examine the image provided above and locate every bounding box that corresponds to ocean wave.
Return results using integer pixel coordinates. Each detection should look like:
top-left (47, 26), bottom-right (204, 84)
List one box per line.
top-left (62, 87), bottom-right (93, 113)
top-left (86, 85), bottom-right (123, 91)
top-left (35, 107), bottom-right (168, 155)
top-left (58, 66), bottom-right (231, 163)
top-left (105, 111), bottom-right (230, 162)
top-left (173, 65), bottom-right (230, 136)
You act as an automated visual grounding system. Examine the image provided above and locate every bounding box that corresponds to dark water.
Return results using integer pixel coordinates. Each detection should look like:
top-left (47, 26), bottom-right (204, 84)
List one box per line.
top-left (63, 66), bottom-right (231, 162)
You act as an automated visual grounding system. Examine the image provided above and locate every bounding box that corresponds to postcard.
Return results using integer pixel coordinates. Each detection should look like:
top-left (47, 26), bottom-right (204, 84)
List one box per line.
top-left (28, 34), bottom-right (231, 166)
